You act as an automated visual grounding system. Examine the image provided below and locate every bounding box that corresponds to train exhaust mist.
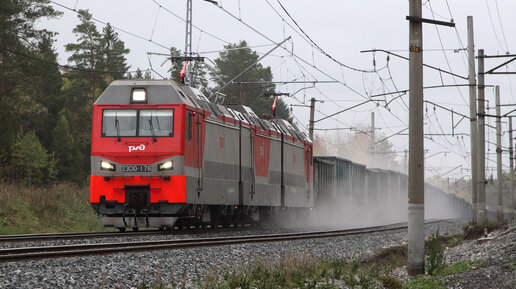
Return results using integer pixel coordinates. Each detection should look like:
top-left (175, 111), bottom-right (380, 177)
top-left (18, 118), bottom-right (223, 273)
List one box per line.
top-left (283, 171), bottom-right (469, 229)
top-left (278, 131), bottom-right (471, 230)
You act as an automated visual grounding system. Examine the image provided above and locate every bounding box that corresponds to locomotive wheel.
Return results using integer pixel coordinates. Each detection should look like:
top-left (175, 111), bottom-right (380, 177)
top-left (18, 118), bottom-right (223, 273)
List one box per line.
top-left (117, 227), bottom-right (126, 233)
top-left (132, 227), bottom-right (139, 232)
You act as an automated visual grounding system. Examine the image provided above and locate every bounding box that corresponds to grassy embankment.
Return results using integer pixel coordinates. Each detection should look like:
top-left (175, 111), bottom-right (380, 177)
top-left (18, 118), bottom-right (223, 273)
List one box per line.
top-left (137, 222), bottom-right (510, 289)
top-left (0, 183), bottom-right (104, 234)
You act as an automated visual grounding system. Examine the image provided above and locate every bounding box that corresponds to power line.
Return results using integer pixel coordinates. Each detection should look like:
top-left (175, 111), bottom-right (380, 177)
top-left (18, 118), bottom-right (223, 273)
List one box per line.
top-left (485, 0), bottom-right (506, 52)
top-left (427, 0), bottom-right (469, 107)
top-left (274, 0), bottom-right (378, 74)
top-left (214, 3), bottom-right (371, 102)
top-left (0, 45), bottom-right (136, 75)
top-left (444, 0), bottom-right (468, 71)
top-left (494, 0), bottom-right (510, 52)
top-left (233, 80), bottom-right (337, 85)
top-left (50, 0), bottom-right (170, 50)
top-left (209, 1), bottom-right (413, 134)
top-left (386, 59), bottom-right (409, 110)
top-left (208, 1), bottom-right (465, 148)
top-left (361, 49), bottom-right (468, 80)
top-left (151, 0), bottom-right (231, 44)
top-left (196, 44), bottom-right (276, 54)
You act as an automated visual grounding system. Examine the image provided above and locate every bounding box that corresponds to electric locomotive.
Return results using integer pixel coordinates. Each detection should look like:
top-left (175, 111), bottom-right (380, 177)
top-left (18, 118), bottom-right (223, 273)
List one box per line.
top-left (90, 80), bottom-right (314, 231)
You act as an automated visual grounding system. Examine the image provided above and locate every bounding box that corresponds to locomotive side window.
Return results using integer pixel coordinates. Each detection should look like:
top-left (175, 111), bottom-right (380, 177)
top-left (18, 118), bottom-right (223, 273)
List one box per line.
top-left (139, 110), bottom-right (174, 137)
top-left (102, 110), bottom-right (137, 137)
top-left (186, 112), bottom-right (192, 140)
top-left (101, 109), bottom-right (174, 137)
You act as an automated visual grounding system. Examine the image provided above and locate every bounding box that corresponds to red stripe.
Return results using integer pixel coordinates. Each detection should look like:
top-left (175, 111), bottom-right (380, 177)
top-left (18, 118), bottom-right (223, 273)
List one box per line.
top-left (90, 175), bottom-right (186, 203)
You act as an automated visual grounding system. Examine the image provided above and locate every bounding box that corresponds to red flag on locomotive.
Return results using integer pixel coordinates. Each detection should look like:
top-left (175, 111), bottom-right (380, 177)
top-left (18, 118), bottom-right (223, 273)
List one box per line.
top-left (271, 95), bottom-right (277, 117)
top-left (179, 61), bottom-right (188, 84)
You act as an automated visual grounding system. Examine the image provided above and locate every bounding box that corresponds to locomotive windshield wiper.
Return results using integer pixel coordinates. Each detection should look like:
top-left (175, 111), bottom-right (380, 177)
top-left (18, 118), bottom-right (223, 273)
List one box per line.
top-left (115, 113), bottom-right (121, 142)
top-left (148, 114), bottom-right (157, 142)
top-left (155, 113), bottom-right (161, 130)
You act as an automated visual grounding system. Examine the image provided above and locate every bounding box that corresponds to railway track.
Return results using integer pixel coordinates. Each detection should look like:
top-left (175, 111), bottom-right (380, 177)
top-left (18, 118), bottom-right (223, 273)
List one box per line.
top-left (0, 221), bottom-right (429, 262)
top-left (0, 230), bottom-right (164, 242)
top-left (0, 226), bottom-right (250, 243)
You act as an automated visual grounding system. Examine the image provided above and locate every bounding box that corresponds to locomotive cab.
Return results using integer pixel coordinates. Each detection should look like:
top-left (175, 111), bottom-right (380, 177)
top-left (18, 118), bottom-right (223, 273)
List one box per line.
top-left (90, 80), bottom-right (191, 231)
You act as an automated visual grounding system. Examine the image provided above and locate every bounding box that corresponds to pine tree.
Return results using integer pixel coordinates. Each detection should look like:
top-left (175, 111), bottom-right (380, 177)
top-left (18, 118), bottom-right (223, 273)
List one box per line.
top-left (63, 9), bottom-right (116, 183)
top-left (65, 9), bottom-right (105, 101)
top-left (211, 40), bottom-right (289, 118)
top-left (12, 130), bottom-right (55, 186)
top-left (102, 23), bottom-right (130, 82)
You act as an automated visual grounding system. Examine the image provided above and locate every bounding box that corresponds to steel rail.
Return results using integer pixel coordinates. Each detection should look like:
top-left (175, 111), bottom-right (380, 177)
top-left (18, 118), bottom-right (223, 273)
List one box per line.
top-left (0, 230), bottom-right (168, 242)
top-left (0, 226), bottom-right (254, 243)
top-left (0, 220), bottom-right (455, 262)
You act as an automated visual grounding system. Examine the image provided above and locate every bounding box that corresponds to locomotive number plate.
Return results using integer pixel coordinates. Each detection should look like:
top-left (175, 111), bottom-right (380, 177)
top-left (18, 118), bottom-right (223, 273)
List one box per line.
top-left (121, 165), bottom-right (152, 172)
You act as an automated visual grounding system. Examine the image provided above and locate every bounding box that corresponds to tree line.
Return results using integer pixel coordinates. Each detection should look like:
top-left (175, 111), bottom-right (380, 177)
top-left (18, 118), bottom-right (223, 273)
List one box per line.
top-left (0, 0), bottom-right (289, 186)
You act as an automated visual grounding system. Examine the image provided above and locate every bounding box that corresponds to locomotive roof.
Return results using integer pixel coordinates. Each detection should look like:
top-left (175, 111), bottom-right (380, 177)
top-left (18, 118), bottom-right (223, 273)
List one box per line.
top-left (96, 80), bottom-right (310, 142)
top-left (94, 80), bottom-right (194, 105)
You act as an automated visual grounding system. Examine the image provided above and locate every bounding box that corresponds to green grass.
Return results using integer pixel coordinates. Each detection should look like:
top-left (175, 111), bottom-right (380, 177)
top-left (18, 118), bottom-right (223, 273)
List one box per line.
top-left (136, 226), bottom-right (510, 289)
top-left (402, 276), bottom-right (446, 289)
top-left (401, 260), bottom-right (483, 289)
top-left (0, 183), bottom-right (105, 234)
top-left (137, 245), bottom-right (408, 289)
top-left (501, 258), bottom-right (516, 270)
top-left (132, 216), bottom-right (511, 288)
top-left (438, 260), bottom-right (481, 276)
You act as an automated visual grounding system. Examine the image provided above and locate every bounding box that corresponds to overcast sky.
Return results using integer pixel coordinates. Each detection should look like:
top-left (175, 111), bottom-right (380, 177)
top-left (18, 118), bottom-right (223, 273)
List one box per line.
top-left (40, 0), bottom-right (516, 179)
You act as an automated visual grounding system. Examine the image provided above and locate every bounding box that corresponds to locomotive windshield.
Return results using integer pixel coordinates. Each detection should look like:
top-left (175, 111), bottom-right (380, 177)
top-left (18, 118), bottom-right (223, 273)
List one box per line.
top-left (102, 109), bottom-right (174, 137)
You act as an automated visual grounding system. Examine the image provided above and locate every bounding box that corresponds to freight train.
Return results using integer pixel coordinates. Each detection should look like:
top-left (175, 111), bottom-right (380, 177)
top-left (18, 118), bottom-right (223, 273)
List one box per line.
top-left (90, 80), bottom-right (470, 231)
top-left (313, 156), bottom-right (471, 224)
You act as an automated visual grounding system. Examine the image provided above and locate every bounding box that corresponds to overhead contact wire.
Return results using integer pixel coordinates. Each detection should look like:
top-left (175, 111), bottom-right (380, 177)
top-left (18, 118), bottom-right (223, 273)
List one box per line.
top-left (50, 0), bottom-right (170, 50)
top-left (275, 0), bottom-right (378, 74)
top-left (152, 0), bottom-right (231, 44)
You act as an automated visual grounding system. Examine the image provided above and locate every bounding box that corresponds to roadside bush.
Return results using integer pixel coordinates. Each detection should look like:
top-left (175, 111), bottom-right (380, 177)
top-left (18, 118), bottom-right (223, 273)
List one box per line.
top-left (426, 230), bottom-right (445, 275)
top-left (11, 130), bottom-right (57, 186)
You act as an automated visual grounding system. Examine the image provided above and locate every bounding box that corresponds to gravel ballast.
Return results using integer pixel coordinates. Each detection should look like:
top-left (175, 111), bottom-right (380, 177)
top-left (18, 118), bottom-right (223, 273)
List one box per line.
top-left (0, 219), bottom-right (513, 288)
top-left (441, 220), bottom-right (515, 289)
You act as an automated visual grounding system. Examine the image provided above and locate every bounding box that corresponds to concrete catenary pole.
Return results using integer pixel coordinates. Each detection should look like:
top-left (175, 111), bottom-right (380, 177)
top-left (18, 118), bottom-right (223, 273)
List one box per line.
top-left (509, 117), bottom-right (514, 217)
top-left (477, 49), bottom-right (486, 223)
top-left (495, 86), bottom-right (504, 221)
top-left (408, 0), bottom-right (425, 276)
top-left (467, 16), bottom-right (479, 223)
top-left (370, 112), bottom-right (375, 166)
top-left (309, 97), bottom-right (315, 141)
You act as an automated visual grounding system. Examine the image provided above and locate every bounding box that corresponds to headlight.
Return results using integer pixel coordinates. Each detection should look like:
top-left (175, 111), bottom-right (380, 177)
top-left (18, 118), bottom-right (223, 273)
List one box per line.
top-left (100, 161), bottom-right (116, 171)
top-left (131, 88), bottom-right (147, 103)
top-left (158, 161), bottom-right (173, 171)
